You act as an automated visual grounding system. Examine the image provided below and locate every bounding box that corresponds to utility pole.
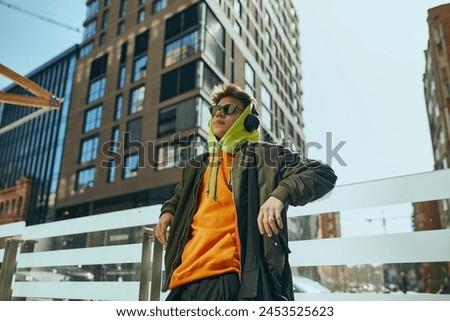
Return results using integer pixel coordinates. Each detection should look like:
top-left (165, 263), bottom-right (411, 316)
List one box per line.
top-left (366, 210), bottom-right (411, 234)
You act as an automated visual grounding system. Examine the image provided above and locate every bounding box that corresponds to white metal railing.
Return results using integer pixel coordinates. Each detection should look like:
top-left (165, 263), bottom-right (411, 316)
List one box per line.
top-left (0, 221), bottom-right (25, 259)
top-left (0, 169), bottom-right (449, 301)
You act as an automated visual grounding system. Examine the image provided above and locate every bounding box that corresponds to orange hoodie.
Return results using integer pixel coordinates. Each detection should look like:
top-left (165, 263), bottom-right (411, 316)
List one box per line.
top-left (169, 152), bottom-right (240, 289)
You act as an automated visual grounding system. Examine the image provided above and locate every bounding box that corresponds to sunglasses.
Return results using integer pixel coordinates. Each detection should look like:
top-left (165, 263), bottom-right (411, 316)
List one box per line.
top-left (210, 103), bottom-right (244, 116)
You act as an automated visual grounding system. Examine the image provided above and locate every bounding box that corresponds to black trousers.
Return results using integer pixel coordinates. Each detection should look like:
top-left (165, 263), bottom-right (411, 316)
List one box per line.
top-left (166, 272), bottom-right (240, 301)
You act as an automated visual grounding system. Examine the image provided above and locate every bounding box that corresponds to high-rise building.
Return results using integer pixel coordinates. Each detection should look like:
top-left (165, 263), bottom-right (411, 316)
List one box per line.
top-left (423, 4), bottom-right (450, 230)
top-left (421, 4), bottom-right (450, 292)
top-left (0, 46), bottom-right (78, 225)
top-left (56, 0), bottom-right (304, 219)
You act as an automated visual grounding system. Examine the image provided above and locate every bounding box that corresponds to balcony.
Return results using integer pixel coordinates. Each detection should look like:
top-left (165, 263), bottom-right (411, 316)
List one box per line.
top-left (1, 169), bottom-right (449, 301)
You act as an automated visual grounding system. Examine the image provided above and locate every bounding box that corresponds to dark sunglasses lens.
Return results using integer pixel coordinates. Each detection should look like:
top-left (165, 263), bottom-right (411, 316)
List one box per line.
top-left (224, 104), bottom-right (237, 114)
top-left (210, 104), bottom-right (239, 115)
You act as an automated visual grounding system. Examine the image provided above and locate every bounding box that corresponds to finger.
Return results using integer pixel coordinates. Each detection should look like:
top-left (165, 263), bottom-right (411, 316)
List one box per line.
top-left (268, 215), bottom-right (278, 235)
top-left (156, 223), bottom-right (167, 245)
top-left (259, 209), bottom-right (273, 236)
top-left (275, 215), bottom-right (283, 229)
top-left (264, 210), bottom-right (276, 237)
top-left (257, 210), bottom-right (265, 235)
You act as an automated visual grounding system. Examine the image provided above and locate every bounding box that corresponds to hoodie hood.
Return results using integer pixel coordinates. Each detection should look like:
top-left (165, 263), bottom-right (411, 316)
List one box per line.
top-left (205, 105), bottom-right (260, 200)
top-left (207, 104), bottom-right (260, 154)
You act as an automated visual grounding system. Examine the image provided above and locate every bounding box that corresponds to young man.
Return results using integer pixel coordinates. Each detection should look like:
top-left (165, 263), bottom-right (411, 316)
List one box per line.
top-left (155, 83), bottom-right (337, 300)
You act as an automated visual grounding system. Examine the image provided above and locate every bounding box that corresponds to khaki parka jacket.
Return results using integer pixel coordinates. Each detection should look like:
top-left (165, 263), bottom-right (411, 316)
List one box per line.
top-left (160, 142), bottom-right (337, 298)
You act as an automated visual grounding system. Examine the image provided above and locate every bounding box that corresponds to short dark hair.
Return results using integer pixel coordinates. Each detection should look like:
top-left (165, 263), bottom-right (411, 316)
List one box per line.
top-left (210, 83), bottom-right (257, 108)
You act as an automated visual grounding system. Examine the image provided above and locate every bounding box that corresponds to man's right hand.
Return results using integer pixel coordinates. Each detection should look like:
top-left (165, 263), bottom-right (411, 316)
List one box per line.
top-left (155, 212), bottom-right (174, 245)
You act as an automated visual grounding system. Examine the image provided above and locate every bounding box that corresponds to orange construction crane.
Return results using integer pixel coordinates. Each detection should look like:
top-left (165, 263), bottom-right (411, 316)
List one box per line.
top-left (0, 63), bottom-right (63, 109)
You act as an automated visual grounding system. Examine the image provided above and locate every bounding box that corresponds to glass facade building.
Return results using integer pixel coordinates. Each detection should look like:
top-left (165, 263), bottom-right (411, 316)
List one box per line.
top-left (0, 46), bottom-right (78, 225)
top-left (56, 0), bottom-right (304, 219)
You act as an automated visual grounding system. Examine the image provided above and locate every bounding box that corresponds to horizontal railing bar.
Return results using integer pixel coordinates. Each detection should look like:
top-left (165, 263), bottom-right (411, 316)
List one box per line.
top-left (289, 229), bottom-right (450, 266)
top-left (288, 169), bottom-right (450, 216)
top-left (294, 293), bottom-right (450, 301)
top-left (12, 281), bottom-right (140, 301)
top-left (0, 221), bottom-right (25, 238)
top-left (17, 244), bottom-right (142, 268)
top-left (22, 206), bottom-right (160, 240)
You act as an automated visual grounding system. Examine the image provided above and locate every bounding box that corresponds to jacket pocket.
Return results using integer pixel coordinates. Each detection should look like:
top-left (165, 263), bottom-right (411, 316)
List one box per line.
top-left (262, 232), bottom-right (290, 281)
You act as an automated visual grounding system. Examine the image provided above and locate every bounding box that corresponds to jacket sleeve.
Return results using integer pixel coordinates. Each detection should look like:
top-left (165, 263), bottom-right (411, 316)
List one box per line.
top-left (269, 145), bottom-right (337, 207)
top-left (160, 180), bottom-right (183, 216)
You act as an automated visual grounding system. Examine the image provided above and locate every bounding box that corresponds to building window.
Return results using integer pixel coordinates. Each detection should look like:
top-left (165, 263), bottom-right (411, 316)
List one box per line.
top-left (80, 42), bottom-right (94, 58)
top-left (165, 3), bottom-right (198, 40)
top-left (117, 65), bottom-right (126, 89)
top-left (163, 4), bottom-right (200, 67)
top-left (129, 86), bottom-right (146, 114)
top-left (101, 9), bottom-right (109, 29)
top-left (114, 95), bottom-right (123, 120)
top-left (152, 0), bottom-right (167, 14)
top-left (261, 85), bottom-right (272, 130)
top-left (158, 107), bottom-right (176, 137)
top-left (233, 21), bottom-right (241, 36)
top-left (164, 31), bottom-right (199, 67)
top-left (117, 20), bottom-right (125, 35)
top-left (230, 40), bottom-right (235, 82)
top-left (157, 143), bottom-right (176, 170)
top-left (245, 62), bottom-right (255, 97)
top-left (123, 154), bottom-right (139, 178)
top-left (119, 0), bottom-right (127, 17)
top-left (111, 126), bottom-right (120, 153)
top-left (157, 97), bottom-right (197, 137)
top-left (197, 98), bottom-right (211, 133)
top-left (132, 30), bottom-right (149, 81)
top-left (107, 126), bottom-right (120, 183)
top-left (87, 77), bottom-right (106, 103)
top-left (76, 167), bottom-right (95, 190)
top-left (234, 0), bottom-right (241, 17)
top-left (134, 30), bottom-right (149, 56)
top-left (137, 8), bottom-right (145, 23)
top-left (106, 160), bottom-right (116, 183)
top-left (120, 42), bottom-right (128, 63)
top-left (79, 136), bottom-right (99, 163)
top-left (202, 62), bottom-right (221, 96)
top-left (278, 106), bottom-right (285, 140)
top-left (84, 19), bottom-right (97, 40)
top-left (204, 9), bottom-right (225, 71)
top-left (87, 54), bottom-right (108, 103)
top-left (99, 32), bottom-right (106, 46)
top-left (84, 105), bottom-right (103, 132)
top-left (156, 136), bottom-right (205, 170)
top-left (160, 61), bottom-right (197, 101)
top-left (86, 0), bottom-right (99, 19)
top-left (125, 117), bottom-right (142, 149)
top-left (132, 56), bottom-right (147, 81)
top-left (139, 0), bottom-right (146, 5)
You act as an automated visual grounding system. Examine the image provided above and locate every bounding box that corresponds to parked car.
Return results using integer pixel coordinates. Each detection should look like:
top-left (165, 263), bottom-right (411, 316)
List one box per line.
top-left (15, 268), bottom-right (68, 282)
top-left (292, 276), bottom-right (331, 293)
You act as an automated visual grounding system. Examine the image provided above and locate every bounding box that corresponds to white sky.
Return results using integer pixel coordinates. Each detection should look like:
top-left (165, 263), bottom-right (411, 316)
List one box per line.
top-left (0, 0), bottom-right (447, 236)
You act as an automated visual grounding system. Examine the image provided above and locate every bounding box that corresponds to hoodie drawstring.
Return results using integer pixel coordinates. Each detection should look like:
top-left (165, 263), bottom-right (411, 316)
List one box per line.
top-left (206, 143), bottom-right (222, 201)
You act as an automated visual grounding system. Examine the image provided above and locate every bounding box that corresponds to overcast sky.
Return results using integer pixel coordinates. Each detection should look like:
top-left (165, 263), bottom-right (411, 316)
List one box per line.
top-left (1, 0), bottom-right (447, 235)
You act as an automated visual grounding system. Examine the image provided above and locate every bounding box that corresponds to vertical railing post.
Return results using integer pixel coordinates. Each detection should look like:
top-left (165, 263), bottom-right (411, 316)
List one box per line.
top-left (0, 238), bottom-right (24, 301)
top-left (139, 227), bottom-right (154, 301)
top-left (150, 235), bottom-right (163, 301)
top-left (139, 226), bottom-right (165, 301)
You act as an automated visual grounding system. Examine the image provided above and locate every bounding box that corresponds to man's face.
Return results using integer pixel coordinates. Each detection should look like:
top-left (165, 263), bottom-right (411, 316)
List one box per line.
top-left (211, 96), bottom-right (244, 140)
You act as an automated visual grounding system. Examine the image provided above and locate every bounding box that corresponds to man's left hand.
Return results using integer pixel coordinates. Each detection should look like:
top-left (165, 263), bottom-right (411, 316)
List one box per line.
top-left (257, 196), bottom-right (284, 237)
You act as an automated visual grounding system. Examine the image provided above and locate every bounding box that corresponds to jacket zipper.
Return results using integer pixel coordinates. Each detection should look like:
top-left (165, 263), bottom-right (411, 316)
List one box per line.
top-left (231, 150), bottom-right (243, 282)
top-left (163, 165), bottom-right (206, 291)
